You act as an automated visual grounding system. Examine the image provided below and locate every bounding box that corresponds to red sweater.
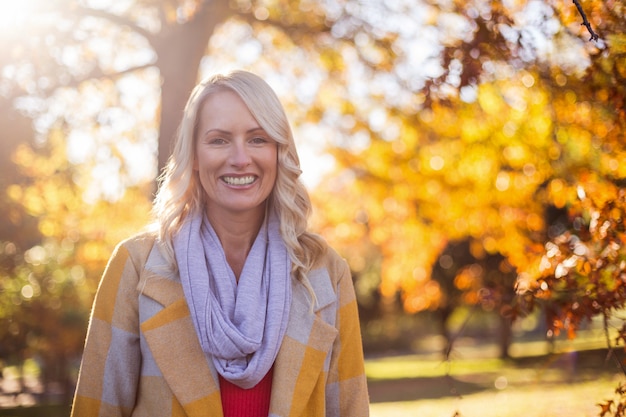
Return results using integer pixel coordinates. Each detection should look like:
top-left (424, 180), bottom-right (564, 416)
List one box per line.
top-left (219, 367), bottom-right (273, 417)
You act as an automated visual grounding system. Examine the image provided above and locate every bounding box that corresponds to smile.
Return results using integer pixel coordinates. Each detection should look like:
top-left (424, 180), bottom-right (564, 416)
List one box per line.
top-left (222, 176), bottom-right (256, 186)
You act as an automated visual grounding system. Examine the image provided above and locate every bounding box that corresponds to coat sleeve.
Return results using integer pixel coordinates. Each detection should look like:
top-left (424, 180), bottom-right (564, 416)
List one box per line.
top-left (71, 237), bottom-right (149, 417)
top-left (327, 255), bottom-right (370, 416)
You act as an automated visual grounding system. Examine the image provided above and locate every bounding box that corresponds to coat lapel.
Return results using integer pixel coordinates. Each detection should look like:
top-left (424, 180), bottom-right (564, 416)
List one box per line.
top-left (139, 246), bottom-right (223, 417)
top-left (270, 268), bottom-right (339, 417)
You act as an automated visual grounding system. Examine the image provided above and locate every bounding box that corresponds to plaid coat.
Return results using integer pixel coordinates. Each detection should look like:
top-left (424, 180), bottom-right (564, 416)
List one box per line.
top-left (71, 233), bottom-right (369, 417)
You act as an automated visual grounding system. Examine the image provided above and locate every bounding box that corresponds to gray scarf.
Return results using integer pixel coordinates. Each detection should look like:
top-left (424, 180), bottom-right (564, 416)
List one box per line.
top-left (173, 209), bottom-right (291, 389)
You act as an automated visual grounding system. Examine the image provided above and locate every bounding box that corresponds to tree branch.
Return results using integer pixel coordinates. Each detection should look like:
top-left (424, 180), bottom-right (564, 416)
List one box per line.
top-left (71, 5), bottom-right (157, 45)
top-left (572, 0), bottom-right (599, 41)
top-left (25, 62), bottom-right (156, 99)
top-left (76, 63), bottom-right (157, 86)
top-left (233, 9), bottom-right (330, 40)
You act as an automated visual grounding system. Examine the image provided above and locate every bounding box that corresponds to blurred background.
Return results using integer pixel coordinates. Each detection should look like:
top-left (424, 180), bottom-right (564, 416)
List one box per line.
top-left (0, 0), bottom-right (625, 416)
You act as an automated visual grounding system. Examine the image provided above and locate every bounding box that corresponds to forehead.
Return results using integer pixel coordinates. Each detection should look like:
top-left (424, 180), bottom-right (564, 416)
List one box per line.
top-left (197, 89), bottom-right (259, 129)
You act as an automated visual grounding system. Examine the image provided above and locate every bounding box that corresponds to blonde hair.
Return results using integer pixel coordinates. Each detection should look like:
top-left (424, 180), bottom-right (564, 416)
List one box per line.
top-left (152, 70), bottom-right (326, 300)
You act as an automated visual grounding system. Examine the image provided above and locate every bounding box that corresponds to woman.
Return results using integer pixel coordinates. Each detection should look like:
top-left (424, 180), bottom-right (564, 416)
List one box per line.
top-left (70, 70), bottom-right (370, 417)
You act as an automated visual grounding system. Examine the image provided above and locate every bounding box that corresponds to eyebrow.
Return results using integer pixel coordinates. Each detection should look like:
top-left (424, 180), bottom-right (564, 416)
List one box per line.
top-left (203, 127), bottom-right (266, 136)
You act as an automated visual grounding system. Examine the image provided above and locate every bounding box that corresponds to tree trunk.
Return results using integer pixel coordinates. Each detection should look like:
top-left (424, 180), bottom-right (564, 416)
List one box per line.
top-left (498, 314), bottom-right (512, 359)
top-left (439, 307), bottom-right (454, 359)
top-left (155, 0), bottom-right (232, 175)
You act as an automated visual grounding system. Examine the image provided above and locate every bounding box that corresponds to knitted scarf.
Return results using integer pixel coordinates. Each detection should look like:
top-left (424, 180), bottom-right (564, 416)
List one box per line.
top-left (173, 209), bottom-right (291, 389)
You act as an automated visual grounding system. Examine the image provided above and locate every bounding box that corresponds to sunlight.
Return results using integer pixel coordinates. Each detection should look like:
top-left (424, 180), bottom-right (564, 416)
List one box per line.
top-left (0, 0), bottom-right (41, 34)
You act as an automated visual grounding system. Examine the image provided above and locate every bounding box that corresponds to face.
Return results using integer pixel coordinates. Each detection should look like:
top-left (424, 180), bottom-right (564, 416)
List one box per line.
top-left (194, 89), bottom-right (278, 219)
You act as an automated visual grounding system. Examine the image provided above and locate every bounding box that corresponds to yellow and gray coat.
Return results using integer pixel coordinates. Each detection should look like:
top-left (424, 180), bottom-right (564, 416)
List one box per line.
top-left (71, 233), bottom-right (370, 417)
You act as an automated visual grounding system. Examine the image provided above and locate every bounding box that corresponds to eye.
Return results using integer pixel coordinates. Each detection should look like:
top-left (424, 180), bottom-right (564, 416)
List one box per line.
top-left (250, 136), bottom-right (269, 144)
top-left (208, 137), bottom-right (227, 145)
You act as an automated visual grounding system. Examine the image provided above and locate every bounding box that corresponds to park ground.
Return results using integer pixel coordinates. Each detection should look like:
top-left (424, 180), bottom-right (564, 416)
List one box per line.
top-left (0, 334), bottom-right (623, 417)
top-left (367, 330), bottom-right (623, 417)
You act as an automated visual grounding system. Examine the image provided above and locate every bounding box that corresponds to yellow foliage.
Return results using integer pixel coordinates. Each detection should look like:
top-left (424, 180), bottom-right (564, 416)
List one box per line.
top-left (607, 34), bottom-right (626, 54)
top-left (477, 84), bottom-right (505, 116)
top-left (314, 47), bottom-right (625, 312)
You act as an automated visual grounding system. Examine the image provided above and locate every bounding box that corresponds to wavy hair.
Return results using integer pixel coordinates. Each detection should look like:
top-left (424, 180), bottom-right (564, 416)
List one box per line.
top-left (152, 70), bottom-right (326, 300)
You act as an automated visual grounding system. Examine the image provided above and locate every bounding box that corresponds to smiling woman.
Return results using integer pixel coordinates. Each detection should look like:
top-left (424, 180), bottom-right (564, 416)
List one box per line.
top-left (70, 70), bottom-right (370, 417)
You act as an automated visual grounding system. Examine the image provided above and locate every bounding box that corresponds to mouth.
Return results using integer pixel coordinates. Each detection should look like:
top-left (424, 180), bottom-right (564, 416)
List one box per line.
top-left (221, 175), bottom-right (257, 186)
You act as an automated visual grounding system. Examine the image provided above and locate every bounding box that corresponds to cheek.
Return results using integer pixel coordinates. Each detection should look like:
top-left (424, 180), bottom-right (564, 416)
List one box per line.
top-left (268, 147), bottom-right (279, 173)
top-left (194, 149), bottom-right (212, 172)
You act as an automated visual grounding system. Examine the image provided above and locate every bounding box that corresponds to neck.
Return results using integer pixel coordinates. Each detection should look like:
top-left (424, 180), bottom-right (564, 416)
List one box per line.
top-left (205, 207), bottom-right (267, 280)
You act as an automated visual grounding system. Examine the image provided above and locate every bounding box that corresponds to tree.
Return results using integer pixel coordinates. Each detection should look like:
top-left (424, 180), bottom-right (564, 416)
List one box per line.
top-left (430, 239), bottom-right (517, 359)
top-left (0, 124), bottom-right (153, 401)
top-left (311, 0), bottom-right (625, 357)
top-left (1, 0), bottom-right (400, 175)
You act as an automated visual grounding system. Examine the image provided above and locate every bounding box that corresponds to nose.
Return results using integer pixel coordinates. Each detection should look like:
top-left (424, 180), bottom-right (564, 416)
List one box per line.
top-left (229, 141), bottom-right (252, 167)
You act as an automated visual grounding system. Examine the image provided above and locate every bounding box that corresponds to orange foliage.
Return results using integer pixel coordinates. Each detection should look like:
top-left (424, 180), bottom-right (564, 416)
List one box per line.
top-left (311, 0), bottom-right (626, 331)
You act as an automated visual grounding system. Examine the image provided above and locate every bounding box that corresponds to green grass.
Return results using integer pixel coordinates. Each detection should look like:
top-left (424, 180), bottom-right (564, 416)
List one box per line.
top-left (366, 347), bottom-right (623, 417)
top-left (366, 355), bottom-right (507, 380)
top-left (369, 379), bottom-right (618, 417)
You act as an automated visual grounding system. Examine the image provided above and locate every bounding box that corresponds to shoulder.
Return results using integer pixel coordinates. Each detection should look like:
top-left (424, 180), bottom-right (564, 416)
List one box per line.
top-left (310, 238), bottom-right (350, 283)
top-left (113, 230), bottom-right (158, 269)
top-left (118, 229), bottom-right (156, 246)
top-left (307, 240), bottom-right (358, 309)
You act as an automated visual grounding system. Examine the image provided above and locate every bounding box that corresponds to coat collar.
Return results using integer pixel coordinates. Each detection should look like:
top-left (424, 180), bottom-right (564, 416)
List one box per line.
top-left (138, 244), bottom-right (338, 417)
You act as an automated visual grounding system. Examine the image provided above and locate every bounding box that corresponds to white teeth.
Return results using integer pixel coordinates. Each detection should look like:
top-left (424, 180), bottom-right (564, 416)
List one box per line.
top-left (223, 176), bottom-right (255, 185)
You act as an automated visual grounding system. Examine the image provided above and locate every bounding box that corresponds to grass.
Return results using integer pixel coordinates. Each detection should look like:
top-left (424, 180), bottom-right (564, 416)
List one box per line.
top-left (369, 379), bottom-right (617, 417)
top-left (366, 345), bottom-right (624, 417)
